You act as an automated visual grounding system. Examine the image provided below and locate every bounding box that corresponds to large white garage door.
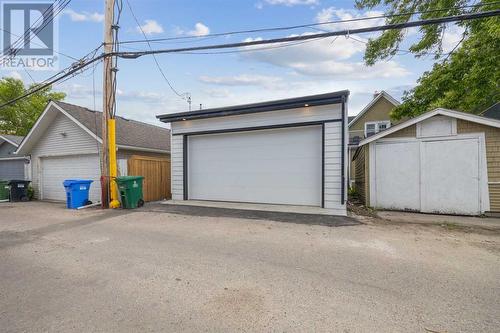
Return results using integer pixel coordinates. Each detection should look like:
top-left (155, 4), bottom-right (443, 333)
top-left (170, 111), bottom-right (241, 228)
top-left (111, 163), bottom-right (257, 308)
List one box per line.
top-left (41, 154), bottom-right (101, 202)
top-left (188, 126), bottom-right (322, 206)
top-left (373, 137), bottom-right (483, 215)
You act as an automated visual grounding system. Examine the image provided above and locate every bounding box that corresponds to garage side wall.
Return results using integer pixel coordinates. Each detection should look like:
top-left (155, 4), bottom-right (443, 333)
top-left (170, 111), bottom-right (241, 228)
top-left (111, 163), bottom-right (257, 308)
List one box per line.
top-left (324, 121), bottom-right (345, 213)
top-left (457, 120), bottom-right (500, 212)
top-left (170, 135), bottom-right (184, 200)
top-left (30, 113), bottom-right (100, 199)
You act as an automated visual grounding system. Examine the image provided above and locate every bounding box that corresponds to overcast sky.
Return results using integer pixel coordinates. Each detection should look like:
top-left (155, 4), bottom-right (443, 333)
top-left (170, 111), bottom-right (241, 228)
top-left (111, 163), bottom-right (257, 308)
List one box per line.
top-left (3, 0), bottom-right (465, 126)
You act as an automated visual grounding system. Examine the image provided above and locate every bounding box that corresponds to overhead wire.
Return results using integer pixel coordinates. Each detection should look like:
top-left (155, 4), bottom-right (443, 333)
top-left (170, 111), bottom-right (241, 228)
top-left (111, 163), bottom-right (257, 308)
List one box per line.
top-left (0, 8), bottom-right (498, 109)
top-left (124, 0), bottom-right (190, 105)
top-left (117, 1), bottom-right (500, 46)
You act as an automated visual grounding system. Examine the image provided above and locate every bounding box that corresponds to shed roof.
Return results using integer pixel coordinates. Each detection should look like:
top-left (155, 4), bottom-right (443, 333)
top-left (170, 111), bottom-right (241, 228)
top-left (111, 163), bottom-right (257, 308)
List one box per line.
top-left (481, 102), bottom-right (500, 120)
top-left (157, 90), bottom-right (349, 123)
top-left (0, 134), bottom-right (24, 147)
top-left (358, 108), bottom-right (500, 146)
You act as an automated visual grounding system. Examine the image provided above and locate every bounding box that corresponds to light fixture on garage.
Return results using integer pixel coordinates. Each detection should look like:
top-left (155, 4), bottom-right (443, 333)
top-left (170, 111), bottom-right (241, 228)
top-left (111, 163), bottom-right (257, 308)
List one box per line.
top-left (60, 132), bottom-right (67, 137)
top-left (304, 104), bottom-right (309, 107)
top-left (182, 118), bottom-right (186, 121)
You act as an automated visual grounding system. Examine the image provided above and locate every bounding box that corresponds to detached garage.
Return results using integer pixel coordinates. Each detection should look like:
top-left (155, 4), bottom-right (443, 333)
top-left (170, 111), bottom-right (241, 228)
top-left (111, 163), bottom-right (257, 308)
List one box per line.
top-left (157, 91), bottom-right (349, 216)
top-left (15, 101), bottom-right (171, 203)
top-left (353, 108), bottom-right (500, 216)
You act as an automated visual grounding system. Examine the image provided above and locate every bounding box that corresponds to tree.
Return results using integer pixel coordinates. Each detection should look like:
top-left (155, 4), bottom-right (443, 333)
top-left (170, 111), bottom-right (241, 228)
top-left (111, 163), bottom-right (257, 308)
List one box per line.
top-left (355, 0), bottom-right (500, 119)
top-left (0, 77), bottom-right (65, 135)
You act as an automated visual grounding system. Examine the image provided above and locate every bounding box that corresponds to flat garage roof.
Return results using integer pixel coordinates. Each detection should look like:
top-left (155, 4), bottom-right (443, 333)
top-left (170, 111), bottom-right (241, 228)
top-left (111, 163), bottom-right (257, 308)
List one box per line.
top-left (157, 90), bottom-right (349, 123)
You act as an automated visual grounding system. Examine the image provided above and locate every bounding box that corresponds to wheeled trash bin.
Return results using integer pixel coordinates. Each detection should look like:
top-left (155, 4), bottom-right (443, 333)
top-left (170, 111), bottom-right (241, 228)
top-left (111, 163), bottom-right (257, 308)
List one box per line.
top-left (8, 180), bottom-right (31, 202)
top-left (116, 176), bottom-right (144, 209)
top-left (0, 180), bottom-right (9, 202)
top-left (63, 179), bottom-right (93, 209)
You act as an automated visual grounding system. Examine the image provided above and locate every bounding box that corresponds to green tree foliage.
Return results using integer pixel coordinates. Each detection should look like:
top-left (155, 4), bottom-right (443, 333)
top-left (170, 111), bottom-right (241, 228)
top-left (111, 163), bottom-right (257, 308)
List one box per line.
top-left (355, 0), bottom-right (500, 119)
top-left (0, 78), bottom-right (65, 135)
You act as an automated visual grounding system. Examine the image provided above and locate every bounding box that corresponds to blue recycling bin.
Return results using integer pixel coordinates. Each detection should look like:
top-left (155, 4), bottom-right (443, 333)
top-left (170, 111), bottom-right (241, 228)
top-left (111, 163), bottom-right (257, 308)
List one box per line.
top-left (63, 179), bottom-right (93, 209)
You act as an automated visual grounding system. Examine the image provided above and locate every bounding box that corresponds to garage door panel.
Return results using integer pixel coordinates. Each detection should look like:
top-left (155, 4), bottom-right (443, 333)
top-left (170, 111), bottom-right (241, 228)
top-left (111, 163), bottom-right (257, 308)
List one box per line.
top-left (41, 155), bottom-right (101, 202)
top-left (421, 139), bottom-right (480, 215)
top-left (374, 141), bottom-right (420, 211)
top-left (188, 126), bottom-right (322, 206)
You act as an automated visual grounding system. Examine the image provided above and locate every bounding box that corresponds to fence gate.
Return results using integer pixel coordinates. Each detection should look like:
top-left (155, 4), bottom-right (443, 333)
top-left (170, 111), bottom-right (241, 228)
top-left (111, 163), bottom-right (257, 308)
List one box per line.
top-left (127, 155), bottom-right (171, 202)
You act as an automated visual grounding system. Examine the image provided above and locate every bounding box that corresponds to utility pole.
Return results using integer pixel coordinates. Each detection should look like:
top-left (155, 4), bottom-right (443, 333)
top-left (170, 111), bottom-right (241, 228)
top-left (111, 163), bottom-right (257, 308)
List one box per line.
top-left (101, 0), bottom-right (114, 208)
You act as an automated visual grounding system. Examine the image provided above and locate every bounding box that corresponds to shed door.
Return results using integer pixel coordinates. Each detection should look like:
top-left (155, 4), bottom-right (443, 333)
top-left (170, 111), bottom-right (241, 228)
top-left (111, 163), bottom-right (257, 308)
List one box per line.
top-left (421, 138), bottom-right (480, 215)
top-left (373, 140), bottom-right (421, 211)
top-left (187, 126), bottom-right (322, 206)
top-left (40, 154), bottom-right (101, 202)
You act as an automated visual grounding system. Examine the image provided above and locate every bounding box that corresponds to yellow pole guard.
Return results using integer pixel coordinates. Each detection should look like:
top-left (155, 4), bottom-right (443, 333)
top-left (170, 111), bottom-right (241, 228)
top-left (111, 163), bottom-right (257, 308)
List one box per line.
top-left (108, 118), bottom-right (121, 208)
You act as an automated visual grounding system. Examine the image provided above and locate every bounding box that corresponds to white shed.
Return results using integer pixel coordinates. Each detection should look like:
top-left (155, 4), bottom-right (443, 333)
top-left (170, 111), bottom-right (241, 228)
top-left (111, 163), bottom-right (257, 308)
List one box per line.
top-left (157, 91), bottom-right (349, 216)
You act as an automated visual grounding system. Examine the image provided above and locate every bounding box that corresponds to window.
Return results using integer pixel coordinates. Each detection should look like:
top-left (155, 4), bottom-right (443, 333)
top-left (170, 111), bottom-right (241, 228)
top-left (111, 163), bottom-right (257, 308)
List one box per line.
top-left (365, 121), bottom-right (391, 137)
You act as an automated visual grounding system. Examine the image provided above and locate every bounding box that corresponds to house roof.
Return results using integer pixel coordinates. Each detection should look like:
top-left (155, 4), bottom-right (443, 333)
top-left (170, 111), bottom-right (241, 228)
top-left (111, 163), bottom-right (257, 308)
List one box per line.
top-left (16, 101), bottom-right (170, 155)
top-left (481, 102), bottom-right (500, 120)
top-left (157, 90), bottom-right (350, 123)
top-left (358, 108), bottom-right (500, 146)
top-left (348, 91), bottom-right (400, 127)
top-left (0, 134), bottom-right (24, 147)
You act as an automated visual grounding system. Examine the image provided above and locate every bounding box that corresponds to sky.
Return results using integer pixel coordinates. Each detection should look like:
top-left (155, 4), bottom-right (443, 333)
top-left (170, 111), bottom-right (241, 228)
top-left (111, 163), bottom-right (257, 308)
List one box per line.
top-left (2, 0), bottom-right (465, 126)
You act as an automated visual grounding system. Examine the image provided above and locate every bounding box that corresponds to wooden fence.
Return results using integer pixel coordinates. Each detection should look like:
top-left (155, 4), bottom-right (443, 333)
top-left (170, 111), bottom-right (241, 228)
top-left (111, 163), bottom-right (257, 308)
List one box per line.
top-left (127, 155), bottom-right (171, 202)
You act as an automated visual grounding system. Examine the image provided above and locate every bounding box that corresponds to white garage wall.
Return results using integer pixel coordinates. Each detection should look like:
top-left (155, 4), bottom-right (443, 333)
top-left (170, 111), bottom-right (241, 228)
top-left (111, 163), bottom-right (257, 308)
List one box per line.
top-left (30, 113), bottom-right (100, 199)
top-left (324, 121), bottom-right (345, 214)
top-left (171, 104), bottom-right (342, 134)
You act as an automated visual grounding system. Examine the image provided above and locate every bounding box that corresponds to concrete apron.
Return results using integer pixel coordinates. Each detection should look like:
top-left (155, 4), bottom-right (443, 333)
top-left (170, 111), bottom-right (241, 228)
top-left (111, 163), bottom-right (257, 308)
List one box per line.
top-left (161, 200), bottom-right (341, 216)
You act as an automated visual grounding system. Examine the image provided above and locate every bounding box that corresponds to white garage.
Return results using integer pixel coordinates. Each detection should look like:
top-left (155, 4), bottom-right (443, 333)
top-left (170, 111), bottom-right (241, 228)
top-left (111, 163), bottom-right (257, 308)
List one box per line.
top-left (158, 91), bottom-right (349, 216)
top-left (40, 154), bottom-right (102, 202)
top-left (14, 100), bottom-right (171, 203)
top-left (354, 108), bottom-right (500, 216)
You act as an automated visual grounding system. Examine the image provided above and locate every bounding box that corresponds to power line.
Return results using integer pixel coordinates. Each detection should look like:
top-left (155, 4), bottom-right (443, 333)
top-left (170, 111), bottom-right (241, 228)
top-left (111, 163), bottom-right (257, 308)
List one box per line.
top-left (114, 9), bottom-right (500, 58)
top-left (118, 1), bottom-right (500, 46)
top-left (1, 9), bottom-right (498, 109)
top-left (124, 0), bottom-right (189, 104)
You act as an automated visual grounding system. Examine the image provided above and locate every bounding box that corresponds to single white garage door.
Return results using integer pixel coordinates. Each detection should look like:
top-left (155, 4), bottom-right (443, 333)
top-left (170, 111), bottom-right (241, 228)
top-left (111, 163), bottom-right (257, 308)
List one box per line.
top-left (373, 137), bottom-right (484, 215)
top-left (40, 154), bottom-right (101, 202)
top-left (188, 126), bottom-right (322, 206)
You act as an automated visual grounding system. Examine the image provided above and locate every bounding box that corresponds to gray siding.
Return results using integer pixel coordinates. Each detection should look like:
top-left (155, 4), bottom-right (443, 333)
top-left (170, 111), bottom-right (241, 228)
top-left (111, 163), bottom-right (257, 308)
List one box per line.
top-left (0, 142), bottom-right (17, 157)
top-left (0, 159), bottom-right (25, 179)
top-left (30, 113), bottom-right (100, 198)
top-left (324, 121), bottom-right (346, 214)
top-left (171, 135), bottom-right (183, 200)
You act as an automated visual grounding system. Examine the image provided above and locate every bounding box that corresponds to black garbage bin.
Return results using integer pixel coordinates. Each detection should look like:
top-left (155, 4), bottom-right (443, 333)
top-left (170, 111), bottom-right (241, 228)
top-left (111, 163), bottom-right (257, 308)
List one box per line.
top-left (8, 180), bottom-right (31, 202)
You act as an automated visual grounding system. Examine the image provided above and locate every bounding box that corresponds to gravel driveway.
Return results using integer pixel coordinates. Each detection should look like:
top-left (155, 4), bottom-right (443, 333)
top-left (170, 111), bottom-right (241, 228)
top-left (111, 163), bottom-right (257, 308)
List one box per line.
top-left (1, 201), bottom-right (499, 332)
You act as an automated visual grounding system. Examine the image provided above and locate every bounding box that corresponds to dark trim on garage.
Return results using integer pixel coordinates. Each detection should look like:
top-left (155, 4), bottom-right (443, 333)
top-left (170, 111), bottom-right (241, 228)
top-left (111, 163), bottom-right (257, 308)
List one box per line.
top-left (321, 124), bottom-right (325, 208)
top-left (183, 135), bottom-right (188, 200)
top-left (157, 90), bottom-right (350, 123)
top-left (173, 119), bottom-right (342, 137)
top-left (341, 96), bottom-right (346, 205)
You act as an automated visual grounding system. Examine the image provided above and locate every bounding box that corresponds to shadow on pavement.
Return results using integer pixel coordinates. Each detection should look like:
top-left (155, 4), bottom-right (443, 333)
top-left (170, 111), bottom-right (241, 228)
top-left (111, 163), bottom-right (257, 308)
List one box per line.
top-left (143, 203), bottom-right (361, 227)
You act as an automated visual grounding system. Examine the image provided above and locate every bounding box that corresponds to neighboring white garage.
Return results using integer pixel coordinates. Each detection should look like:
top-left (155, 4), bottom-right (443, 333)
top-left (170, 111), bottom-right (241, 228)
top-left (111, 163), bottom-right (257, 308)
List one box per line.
top-left (15, 101), bottom-right (171, 203)
top-left (157, 91), bottom-right (349, 216)
top-left (353, 108), bottom-right (500, 216)
top-left (40, 154), bottom-right (101, 202)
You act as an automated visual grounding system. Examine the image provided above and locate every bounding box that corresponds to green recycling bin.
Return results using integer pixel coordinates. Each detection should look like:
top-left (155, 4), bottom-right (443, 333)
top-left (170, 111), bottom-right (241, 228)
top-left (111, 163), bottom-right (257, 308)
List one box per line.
top-left (116, 176), bottom-right (145, 209)
top-left (0, 180), bottom-right (9, 202)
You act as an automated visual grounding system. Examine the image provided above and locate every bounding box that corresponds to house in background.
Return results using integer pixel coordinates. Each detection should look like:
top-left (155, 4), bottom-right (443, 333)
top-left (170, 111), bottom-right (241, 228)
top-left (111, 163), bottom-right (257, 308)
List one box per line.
top-left (15, 101), bottom-right (171, 203)
top-left (481, 102), bottom-right (500, 120)
top-left (348, 91), bottom-right (401, 186)
top-left (0, 134), bottom-right (28, 180)
top-left (353, 108), bottom-right (500, 216)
